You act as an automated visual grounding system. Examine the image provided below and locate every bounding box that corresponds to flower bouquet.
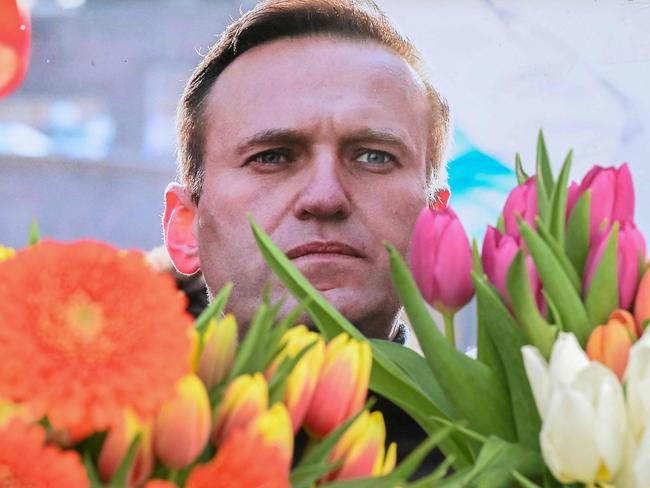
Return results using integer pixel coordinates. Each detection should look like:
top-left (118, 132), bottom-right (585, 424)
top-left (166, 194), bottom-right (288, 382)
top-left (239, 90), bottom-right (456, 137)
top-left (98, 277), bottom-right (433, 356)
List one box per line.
top-left (0, 238), bottom-right (433, 487)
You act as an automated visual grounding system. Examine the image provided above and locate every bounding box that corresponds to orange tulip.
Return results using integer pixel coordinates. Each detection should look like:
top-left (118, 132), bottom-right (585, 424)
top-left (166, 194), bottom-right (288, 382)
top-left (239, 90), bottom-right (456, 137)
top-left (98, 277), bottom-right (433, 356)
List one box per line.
top-left (212, 373), bottom-right (268, 446)
top-left (98, 410), bottom-right (154, 487)
top-left (325, 410), bottom-right (396, 481)
top-left (303, 333), bottom-right (372, 437)
top-left (635, 267), bottom-right (650, 334)
top-left (266, 325), bottom-right (325, 432)
top-left (186, 403), bottom-right (293, 488)
top-left (144, 481), bottom-right (178, 488)
top-left (153, 374), bottom-right (211, 469)
top-left (586, 310), bottom-right (638, 380)
top-left (195, 315), bottom-right (238, 390)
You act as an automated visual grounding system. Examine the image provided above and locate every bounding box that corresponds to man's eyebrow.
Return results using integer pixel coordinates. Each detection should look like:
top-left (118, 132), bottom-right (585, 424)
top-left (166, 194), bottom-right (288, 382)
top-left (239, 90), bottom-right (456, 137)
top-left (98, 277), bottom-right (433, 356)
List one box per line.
top-left (235, 129), bottom-right (307, 155)
top-left (343, 128), bottom-right (412, 154)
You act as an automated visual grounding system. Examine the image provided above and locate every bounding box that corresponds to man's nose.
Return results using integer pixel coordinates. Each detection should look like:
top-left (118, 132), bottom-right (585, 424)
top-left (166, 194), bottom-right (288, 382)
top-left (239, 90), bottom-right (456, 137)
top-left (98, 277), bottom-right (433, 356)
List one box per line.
top-left (293, 154), bottom-right (352, 221)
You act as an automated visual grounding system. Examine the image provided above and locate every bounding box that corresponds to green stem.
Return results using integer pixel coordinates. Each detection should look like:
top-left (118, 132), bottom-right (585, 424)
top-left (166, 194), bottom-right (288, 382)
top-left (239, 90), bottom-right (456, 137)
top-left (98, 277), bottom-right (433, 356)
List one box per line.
top-left (167, 469), bottom-right (179, 484)
top-left (443, 311), bottom-right (456, 348)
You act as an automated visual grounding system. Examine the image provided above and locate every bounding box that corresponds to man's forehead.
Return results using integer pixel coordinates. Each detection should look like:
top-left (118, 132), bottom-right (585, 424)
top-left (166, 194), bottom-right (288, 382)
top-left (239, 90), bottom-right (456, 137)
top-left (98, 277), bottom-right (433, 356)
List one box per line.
top-left (202, 35), bottom-right (430, 147)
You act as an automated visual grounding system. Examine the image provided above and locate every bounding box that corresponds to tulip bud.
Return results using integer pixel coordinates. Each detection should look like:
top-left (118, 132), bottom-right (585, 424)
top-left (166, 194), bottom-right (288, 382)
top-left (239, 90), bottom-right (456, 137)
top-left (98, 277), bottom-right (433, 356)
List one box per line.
top-left (98, 410), bottom-right (154, 487)
top-left (409, 206), bottom-right (474, 314)
top-left (153, 374), bottom-right (211, 469)
top-left (567, 164), bottom-right (634, 240)
top-left (266, 325), bottom-right (325, 432)
top-left (586, 310), bottom-right (637, 380)
top-left (212, 373), bottom-right (268, 446)
top-left (303, 333), bottom-right (371, 438)
top-left (482, 226), bottom-right (543, 310)
top-left (634, 267), bottom-right (650, 332)
top-left (325, 410), bottom-right (396, 481)
top-left (186, 404), bottom-right (293, 488)
top-left (584, 221), bottom-right (647, 310)
top-left (503, 176), bottom-right (538, 240)
top-left (195, 314), bottom-right (238, 390)
top-left (523, 333), bottom-right (627, 483)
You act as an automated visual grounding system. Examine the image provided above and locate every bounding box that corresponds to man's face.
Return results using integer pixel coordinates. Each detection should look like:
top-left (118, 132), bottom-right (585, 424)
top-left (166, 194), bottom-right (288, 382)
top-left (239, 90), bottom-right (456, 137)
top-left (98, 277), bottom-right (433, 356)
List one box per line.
top-left (196, 36), bottom-right (431, 338)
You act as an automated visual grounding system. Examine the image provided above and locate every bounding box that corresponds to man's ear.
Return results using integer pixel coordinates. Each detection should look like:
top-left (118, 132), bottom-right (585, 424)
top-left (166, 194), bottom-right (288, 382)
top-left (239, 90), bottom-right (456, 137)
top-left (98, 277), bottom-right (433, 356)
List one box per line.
top-left (163, 183), bottom-right (200, 275)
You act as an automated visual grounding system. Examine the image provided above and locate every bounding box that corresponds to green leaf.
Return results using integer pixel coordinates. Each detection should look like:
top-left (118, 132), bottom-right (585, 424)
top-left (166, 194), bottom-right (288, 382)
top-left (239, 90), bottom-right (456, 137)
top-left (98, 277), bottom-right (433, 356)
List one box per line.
top-left (548, 150), bottom-right (573, 249)
top-left (227, 299), bottom-right (277, 379)
top-left (565, 191), bottom-right (591, 279)
top-left (28, 219), bottom-right (40, 246)
top-left (264, 302), bottom-right (305, 367)
top-left (391, 425), bottom-right (457, 480)
top-left (541, 290), bottom-right (564, 332)
top-left (461, 437), bottom-right (544, 488)
top-left (371, 339), bottom-right (458, 419)
top-left (535, 216), bottom-right (582, 293)
top-left (83, 452), bottom-right (104, 488)
top-left (535, 170), bottom-right (551, 227)
top-left (407, 455), bottom-right (456, 487)
top-left (387, 244), bottom-right (516, 442)
top-left (108, 434), bottom-right (141, 488)
top-left (320, 477), bottom-right (398, 488)
top-left (249, 217), bottom-right (474, 467)
top-left (472, 240), bottom-right (507, 383)
top-left (585, 223), bottom-right (619, 327)
top-left (474, 270), bottom-right (542, 450)
top-left (513, 471), bottom-right (544, 488)
top-left (506, 251), bottom-right (557, 358)
top-left (519, 221), bottom-right (591, 345)
top-left (292, 402), bottom-right (373, 488)
top-left (194, 283), bottom-right (233, 335)
top-left (536, 129), bottom-right (554, 197)
top-left (515, 153), bottom-right (529, 185)
top-left (496, 213), bottom-right (506, 234)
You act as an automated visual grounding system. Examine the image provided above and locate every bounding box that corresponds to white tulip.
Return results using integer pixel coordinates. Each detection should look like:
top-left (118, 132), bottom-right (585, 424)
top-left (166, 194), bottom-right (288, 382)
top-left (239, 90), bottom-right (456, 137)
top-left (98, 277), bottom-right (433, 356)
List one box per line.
top-left (522, 332), bottom-right (628, 484)
top-left (625, 330), bottom-right (650, 441)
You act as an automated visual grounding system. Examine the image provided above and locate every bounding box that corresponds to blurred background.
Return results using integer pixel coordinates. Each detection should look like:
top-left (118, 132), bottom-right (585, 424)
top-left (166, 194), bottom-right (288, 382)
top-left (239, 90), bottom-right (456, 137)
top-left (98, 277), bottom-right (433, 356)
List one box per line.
top-left (1, 0), bottom-right (649, 348)
top-left (3, 0), bottom-right (649, 248)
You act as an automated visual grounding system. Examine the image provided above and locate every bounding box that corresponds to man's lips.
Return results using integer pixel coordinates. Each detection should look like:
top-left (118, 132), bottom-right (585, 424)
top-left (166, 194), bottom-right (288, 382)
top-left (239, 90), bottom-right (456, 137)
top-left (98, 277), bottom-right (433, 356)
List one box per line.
top-left (286, 241), bottom-right (364, 260)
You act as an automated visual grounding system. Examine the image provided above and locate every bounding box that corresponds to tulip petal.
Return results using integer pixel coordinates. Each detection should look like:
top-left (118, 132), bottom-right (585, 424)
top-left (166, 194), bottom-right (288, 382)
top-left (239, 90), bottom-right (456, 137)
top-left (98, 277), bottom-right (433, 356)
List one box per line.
top-left (548, 333), bottom-right (590, 387)
top-left (522, 345), bottom-right (550, 417)
top-left (541, 386), bottom-right (599, 483)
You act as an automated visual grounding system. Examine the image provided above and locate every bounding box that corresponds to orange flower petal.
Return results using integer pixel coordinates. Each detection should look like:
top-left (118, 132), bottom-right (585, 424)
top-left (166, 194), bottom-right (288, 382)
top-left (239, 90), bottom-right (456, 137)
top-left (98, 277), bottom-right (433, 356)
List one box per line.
top-left (0, 240), bottom-right (194, 438)
top-left (0, 419), bottom-right (89, 487)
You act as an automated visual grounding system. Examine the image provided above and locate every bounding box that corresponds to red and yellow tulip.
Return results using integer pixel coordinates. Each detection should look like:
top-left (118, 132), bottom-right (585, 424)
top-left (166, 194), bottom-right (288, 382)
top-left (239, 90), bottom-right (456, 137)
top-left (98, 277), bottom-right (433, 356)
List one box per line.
top-left (266, 325), bottom-right (325, 432)
top-left (98, 409), bottom-right (154, 487)
top-left (303, 333), bottom-right (371, 437)
top-left (326, 410), bottom-right (396, 481)
top-left (212, 373), bottom-right (268, 446)
top-left (195, 315), bottom-right (238, 390)
top-left (153, 374), bottom-right (211, 469)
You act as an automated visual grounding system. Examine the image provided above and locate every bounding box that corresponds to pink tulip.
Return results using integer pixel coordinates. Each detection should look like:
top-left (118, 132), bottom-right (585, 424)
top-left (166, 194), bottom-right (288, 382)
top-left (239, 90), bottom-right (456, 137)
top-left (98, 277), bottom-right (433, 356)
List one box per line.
top-left (566, 164), bottom-right (634, 240)
top-left (409, 207), bottom-right (474, 314)
top-left (503, 177), bottom-right (538, 240)
top-left (482, 226), bottom-right (543, 310)
top-left (584, 221), bottom-right (647, 310)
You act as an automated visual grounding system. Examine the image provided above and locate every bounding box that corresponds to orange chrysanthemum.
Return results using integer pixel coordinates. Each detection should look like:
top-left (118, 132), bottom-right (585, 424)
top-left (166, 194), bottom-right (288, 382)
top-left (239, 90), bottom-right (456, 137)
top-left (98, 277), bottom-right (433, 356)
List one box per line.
top-left (186, 428), bottom-right (290, 488)
top-left (0, 419), bottom-right (89, 487)
top-left (0, 240), bottom-right (194, 438)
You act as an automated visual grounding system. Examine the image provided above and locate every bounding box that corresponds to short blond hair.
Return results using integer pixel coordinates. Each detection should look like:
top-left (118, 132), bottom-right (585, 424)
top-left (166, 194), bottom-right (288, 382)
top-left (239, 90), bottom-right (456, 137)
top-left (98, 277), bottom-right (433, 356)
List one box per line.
top-left (177, 0), bottom-right (449, 203)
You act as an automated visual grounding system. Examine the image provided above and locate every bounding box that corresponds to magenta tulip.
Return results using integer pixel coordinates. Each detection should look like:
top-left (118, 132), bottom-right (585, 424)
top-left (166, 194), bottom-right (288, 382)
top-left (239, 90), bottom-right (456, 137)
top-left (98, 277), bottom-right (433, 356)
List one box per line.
top-left (503, 177), bottom-right (538, 241)
top-left (482, 226), bottom-right (543, 310)
top-left (409, 207), bottom-right (474, 314)
top-left (567, 164), bottom-right (634, 240)
top-left (584, 221), bottom-right (647, 310)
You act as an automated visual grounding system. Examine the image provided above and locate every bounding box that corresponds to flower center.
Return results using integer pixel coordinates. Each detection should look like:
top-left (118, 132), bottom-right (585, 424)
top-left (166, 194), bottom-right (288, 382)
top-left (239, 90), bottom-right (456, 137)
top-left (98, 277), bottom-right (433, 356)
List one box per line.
top-left (65, 295), bottom-right (104, 342)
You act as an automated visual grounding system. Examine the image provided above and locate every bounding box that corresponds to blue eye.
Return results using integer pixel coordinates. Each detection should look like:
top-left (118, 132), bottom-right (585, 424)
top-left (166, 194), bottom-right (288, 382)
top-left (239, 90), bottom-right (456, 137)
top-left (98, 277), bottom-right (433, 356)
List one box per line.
top-left (251, 150), bottom-right (287, 165)
top-left (356, 150), bottom-right (395, 165)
